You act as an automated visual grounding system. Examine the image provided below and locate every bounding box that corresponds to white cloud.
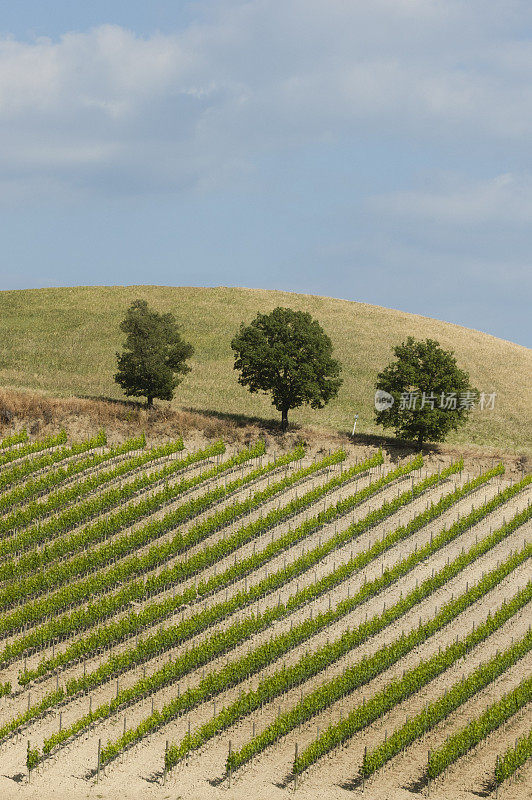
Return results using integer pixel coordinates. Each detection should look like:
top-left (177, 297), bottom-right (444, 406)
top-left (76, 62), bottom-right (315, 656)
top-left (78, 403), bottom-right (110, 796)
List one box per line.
top-left (1, 1), bottom-right (532, 200)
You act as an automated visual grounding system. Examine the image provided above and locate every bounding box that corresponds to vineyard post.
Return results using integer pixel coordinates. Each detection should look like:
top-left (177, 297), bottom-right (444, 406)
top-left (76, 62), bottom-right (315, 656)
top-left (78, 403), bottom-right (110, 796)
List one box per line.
top-left (228, 740), bottom-right (232, 787)
top-left (362, 746), bottom-right (367, 792)
top-left (294, 743), bottom-right (298, 791)
top-left (495, 755), bottom-right (499, 798)
top-left (97, 738), bottom-right (101, 784)
top-left (27, 740), bottom-right (30, 784)
top-left (427, 750), bottom-right (431, 796)
top-left (163, 740), bottom-right (168, 786)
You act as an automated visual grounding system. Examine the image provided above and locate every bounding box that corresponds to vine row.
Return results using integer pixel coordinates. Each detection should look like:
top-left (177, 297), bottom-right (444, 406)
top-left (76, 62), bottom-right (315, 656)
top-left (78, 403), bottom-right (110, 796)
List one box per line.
top-left (4, 456), bottom-right (421, 745)
top-left (30, 465), bottom-right (516, 763)
top-left (494, 727), bottom-right (532, 787)
top-left (0, 439), bottom-right (220, 564)
top-left (0, 438), bottom-right (221, 573)
top-left (0, 430), bottom-right (103, 491)
top-left (162, 504), bottom-right (532, 772)
top-left (14, 452), bottom-right (417, 676)
top-left (0, 441), bottom-right (315, 643)
top-left (17, 449), bottom-right (376, 680)
top-left (0, 430), bottom-right (68, 471)
top-left (425, 674), bottom-right (532, 781)
top-left (291, 586), bottom-right (532, 775)
top-left (0, 440), bottom-right (266, 612)
top-left (0, 429), bottom-right (28, 451)
top-left (0, 434), bottom-right (148, 521)
top-left (361, 634), bottom-right (532, 778)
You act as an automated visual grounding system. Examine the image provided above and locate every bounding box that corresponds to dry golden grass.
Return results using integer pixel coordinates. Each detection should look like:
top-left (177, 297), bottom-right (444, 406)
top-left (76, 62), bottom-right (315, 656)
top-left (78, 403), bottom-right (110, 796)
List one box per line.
top-left (0, 285), bottom-right (530, 453)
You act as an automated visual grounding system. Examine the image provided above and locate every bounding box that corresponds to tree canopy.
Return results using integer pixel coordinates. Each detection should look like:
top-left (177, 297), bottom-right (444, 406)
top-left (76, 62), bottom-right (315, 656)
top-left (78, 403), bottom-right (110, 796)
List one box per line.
top-left (374, 336), bottom-right (476, 447)
top-left (114, 299), bottom-right (194, 407)
top-left (231, 306), bottom-right (342, 429)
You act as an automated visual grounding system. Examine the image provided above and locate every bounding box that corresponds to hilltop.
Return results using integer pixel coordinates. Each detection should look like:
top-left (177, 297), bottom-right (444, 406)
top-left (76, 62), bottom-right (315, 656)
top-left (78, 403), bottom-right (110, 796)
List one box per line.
top-left (0, 285), bottom-right (530, 454)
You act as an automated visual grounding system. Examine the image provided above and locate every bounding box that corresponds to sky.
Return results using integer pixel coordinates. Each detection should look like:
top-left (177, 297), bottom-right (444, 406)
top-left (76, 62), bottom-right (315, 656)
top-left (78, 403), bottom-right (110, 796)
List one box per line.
top-left (1, 1), bottom-right (531, 346)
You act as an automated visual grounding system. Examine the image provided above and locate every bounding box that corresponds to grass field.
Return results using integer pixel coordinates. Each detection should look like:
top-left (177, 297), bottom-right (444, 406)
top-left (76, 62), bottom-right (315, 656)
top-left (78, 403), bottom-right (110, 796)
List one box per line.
top-left (0, 432), bottom-right (530, 800)
top-left (0, 285), bottom-right (530, 453)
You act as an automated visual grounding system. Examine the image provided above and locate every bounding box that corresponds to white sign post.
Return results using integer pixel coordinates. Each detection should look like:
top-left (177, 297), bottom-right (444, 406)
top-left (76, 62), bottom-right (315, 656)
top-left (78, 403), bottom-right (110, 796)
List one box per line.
top-left (351, 414), bottom-right (359, 436)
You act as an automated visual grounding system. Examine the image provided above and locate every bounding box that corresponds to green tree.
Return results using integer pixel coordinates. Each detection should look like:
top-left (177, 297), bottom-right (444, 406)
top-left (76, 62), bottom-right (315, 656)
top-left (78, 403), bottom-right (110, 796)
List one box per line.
top-left (115, 300), bottom-right (194, 407)
top-left (231, 307), bottom-right (342, 430)
top-left (375, 337), bottom-right (476, 448)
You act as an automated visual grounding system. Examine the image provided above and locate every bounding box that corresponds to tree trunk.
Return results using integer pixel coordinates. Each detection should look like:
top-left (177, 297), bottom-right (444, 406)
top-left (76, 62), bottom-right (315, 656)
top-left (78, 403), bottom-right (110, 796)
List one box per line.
top-left (417, 431), bottom-right (424, 450)
top-left (147, 396), bottom-right (154, 408)
top-left (281, 407), bottom-right (289, 431)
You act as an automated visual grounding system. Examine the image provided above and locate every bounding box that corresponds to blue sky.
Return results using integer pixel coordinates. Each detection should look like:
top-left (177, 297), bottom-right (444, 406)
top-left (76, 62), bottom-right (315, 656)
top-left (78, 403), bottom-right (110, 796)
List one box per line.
top-left (1, 1), bottom-right (531, 346)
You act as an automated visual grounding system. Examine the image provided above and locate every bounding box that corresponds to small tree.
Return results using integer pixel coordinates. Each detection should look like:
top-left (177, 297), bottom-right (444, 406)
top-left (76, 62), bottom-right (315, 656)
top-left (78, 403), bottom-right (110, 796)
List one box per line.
top-left (231, 306), bottom-right (342, 430)
top-left (374, 336), bottom-right (476, 448)
top-left (115, 299), bottom-right (194, 407)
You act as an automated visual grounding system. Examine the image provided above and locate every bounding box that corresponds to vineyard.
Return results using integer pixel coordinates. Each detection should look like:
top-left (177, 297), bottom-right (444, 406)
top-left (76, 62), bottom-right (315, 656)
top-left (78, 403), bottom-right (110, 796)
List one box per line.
top-left (0, 431), bottom-right (529, 800)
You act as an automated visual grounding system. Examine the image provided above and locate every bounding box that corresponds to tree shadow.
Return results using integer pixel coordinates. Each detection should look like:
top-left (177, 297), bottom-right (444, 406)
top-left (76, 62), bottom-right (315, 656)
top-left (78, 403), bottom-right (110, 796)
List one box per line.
top-left (78, 394), bottom-right (146, 409)
top-left (77, 394), bottom-right (174, 420)
top-left (77, 395), bottom-right (452, 460)
top-left (186, 407), bottom-right (449, 458)
top-left (79, 396), bottom-right (293, 431)
top-left (183, 406), bottom-right (297, 434)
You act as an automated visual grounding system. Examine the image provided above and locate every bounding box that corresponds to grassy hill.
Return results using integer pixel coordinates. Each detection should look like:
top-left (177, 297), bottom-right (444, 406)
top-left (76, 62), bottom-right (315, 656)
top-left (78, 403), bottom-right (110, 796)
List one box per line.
top-left (0, 285), bottom-right (530, 452)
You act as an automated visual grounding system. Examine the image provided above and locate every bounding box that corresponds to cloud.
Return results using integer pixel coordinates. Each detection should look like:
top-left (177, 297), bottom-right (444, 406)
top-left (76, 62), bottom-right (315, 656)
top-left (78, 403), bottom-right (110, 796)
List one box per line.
top-left (369, 173), bottom-right (532, 225)
top-left (1, 1), bottom-right (532, 200)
